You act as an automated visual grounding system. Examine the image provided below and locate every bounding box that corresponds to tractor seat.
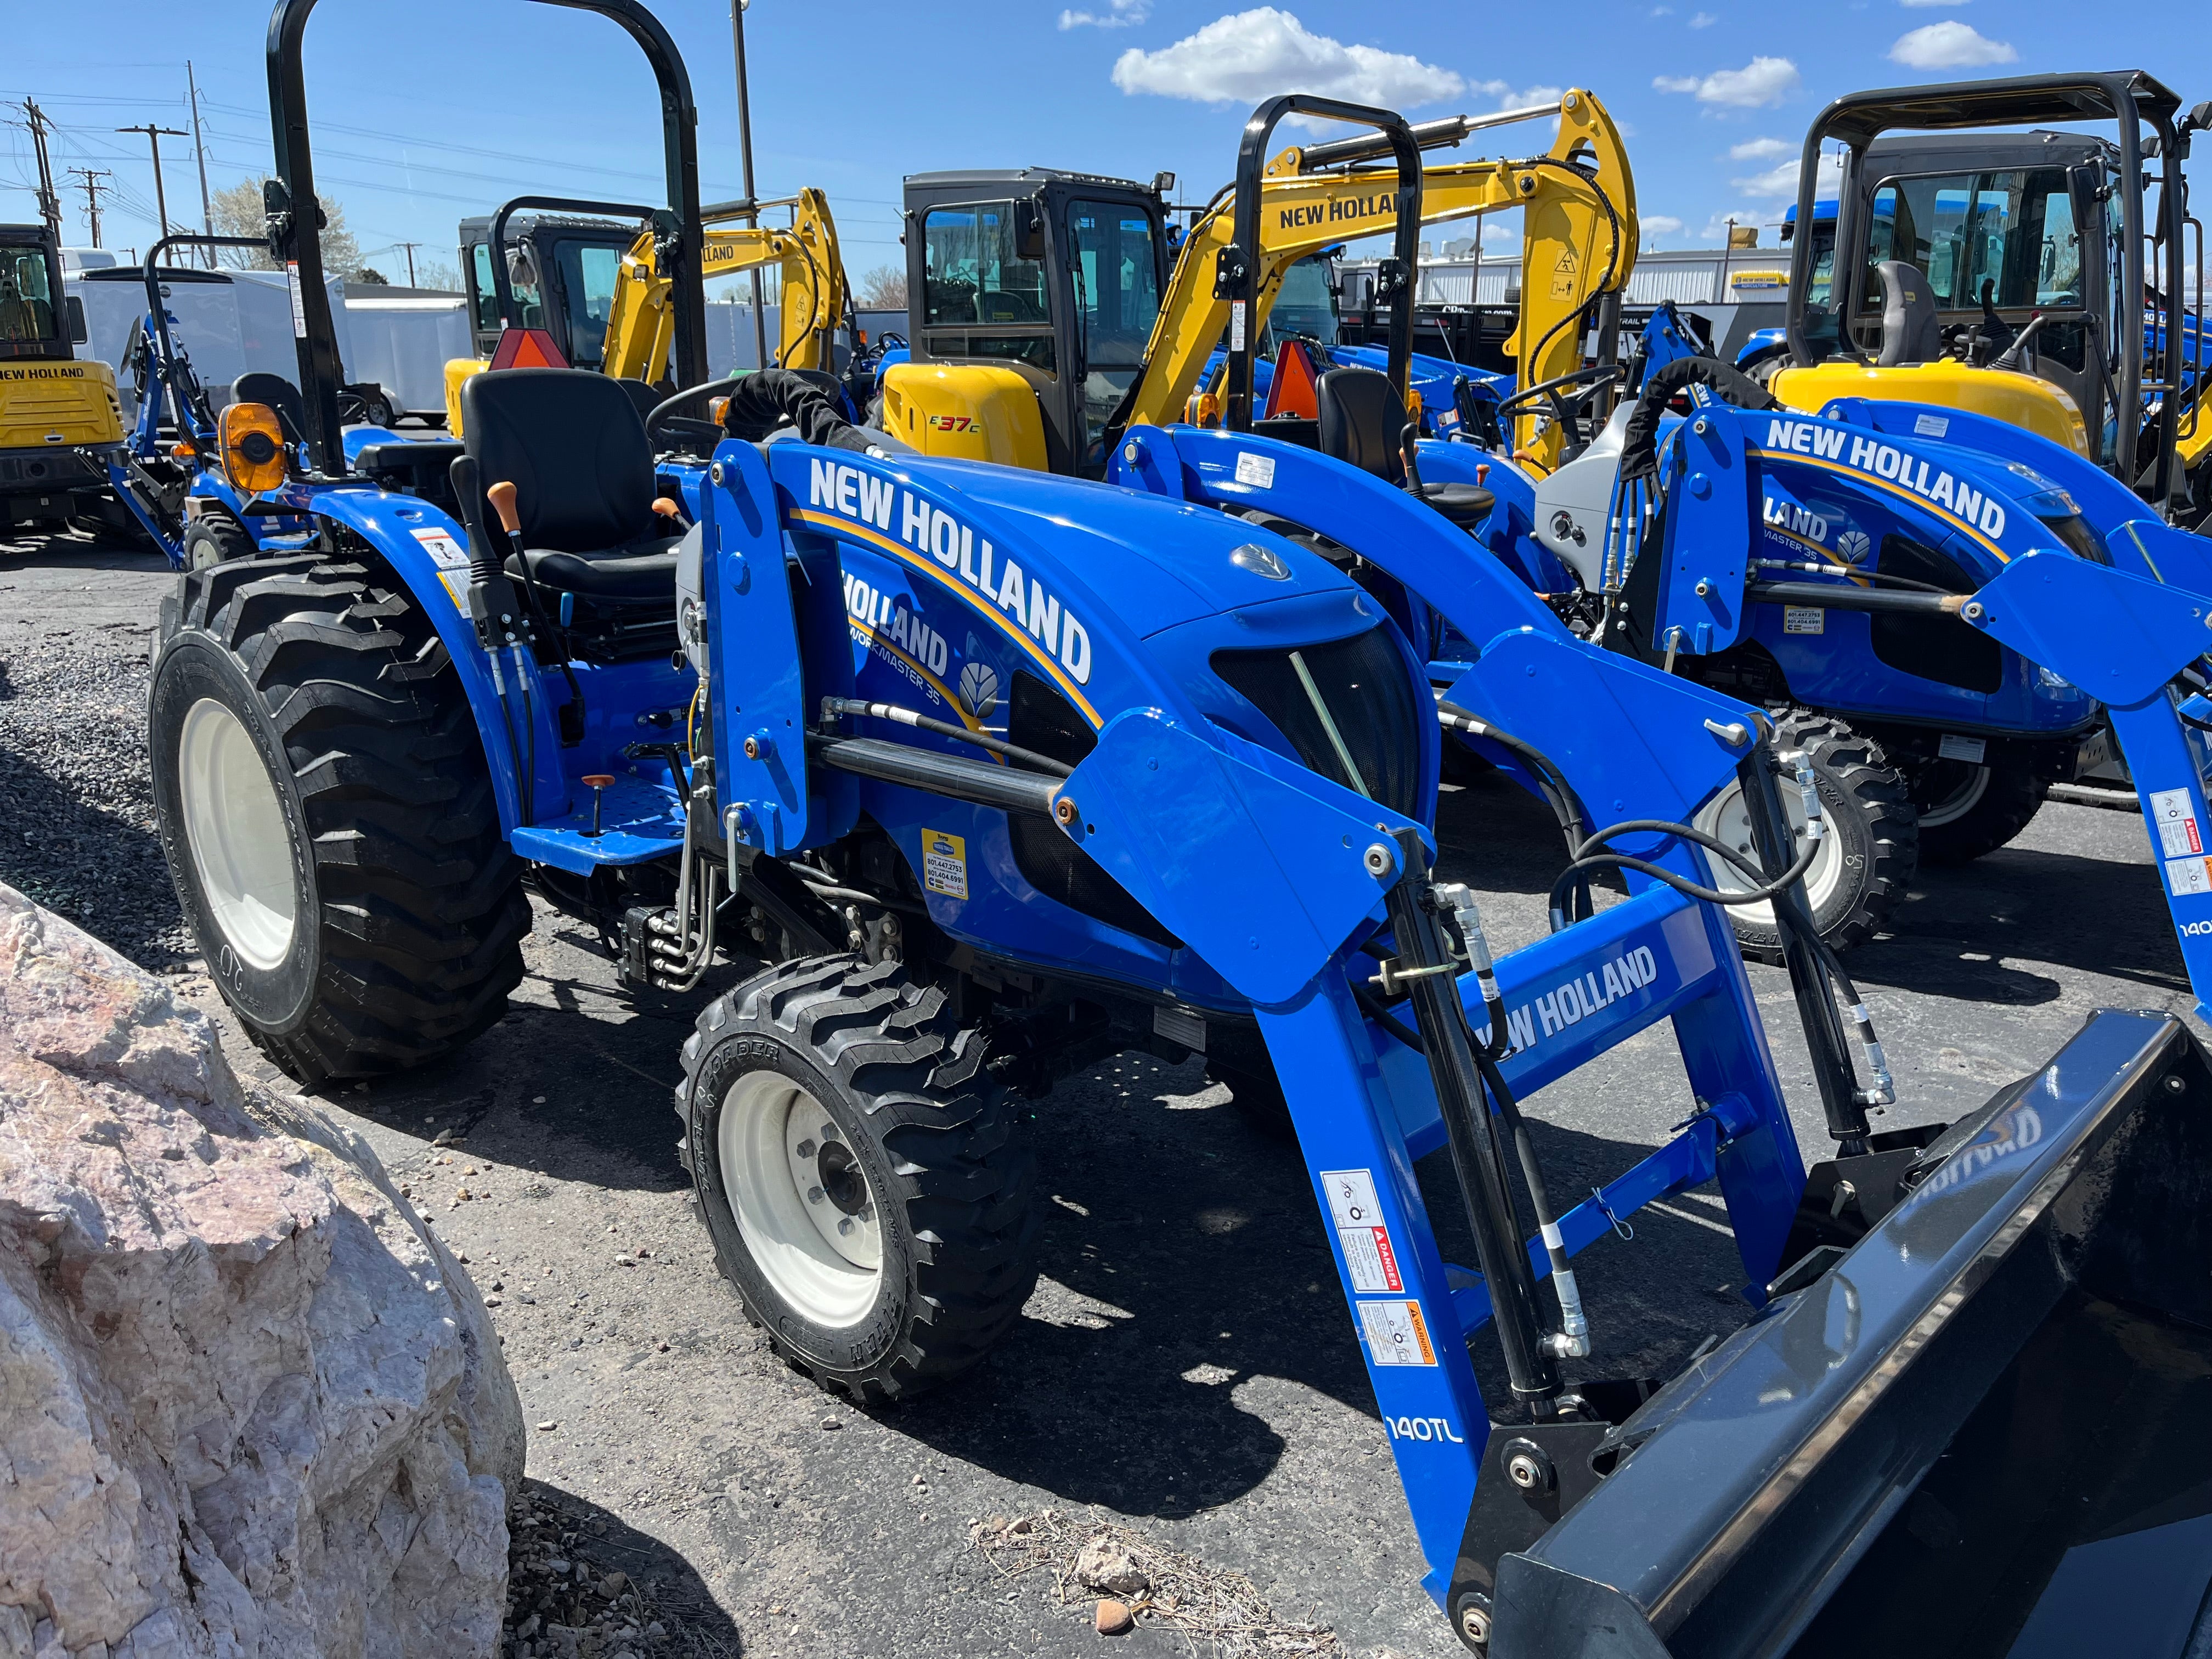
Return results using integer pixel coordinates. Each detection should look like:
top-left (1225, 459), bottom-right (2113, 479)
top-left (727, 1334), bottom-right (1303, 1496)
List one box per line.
top-left (1874, 260), bottom-right (1943, 367)
top-left (459, 366), bottom-right (681, 602)
top-left (1316, 366), bottom-right (1495, 530)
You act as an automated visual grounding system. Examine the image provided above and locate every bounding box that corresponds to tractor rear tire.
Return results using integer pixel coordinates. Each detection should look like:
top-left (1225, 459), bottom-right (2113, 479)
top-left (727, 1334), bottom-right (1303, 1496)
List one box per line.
top-left (1907, 758), bottom-right (2047, 866)
top-left (150, 553), bottom-right (530, 1085)
top-left (1695, 710), bottom-right (1917, 961)
top-left (679, 955), bottom-right (1039, 1404)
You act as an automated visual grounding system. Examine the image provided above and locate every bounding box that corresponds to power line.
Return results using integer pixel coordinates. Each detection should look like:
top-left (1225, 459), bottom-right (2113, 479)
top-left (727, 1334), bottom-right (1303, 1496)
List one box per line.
top-left (65, 166), bottom-right (111, 246)
top-left (115, 122), bottom-right (188, 242)
top-left (5, 99), bottom-right (63, 238)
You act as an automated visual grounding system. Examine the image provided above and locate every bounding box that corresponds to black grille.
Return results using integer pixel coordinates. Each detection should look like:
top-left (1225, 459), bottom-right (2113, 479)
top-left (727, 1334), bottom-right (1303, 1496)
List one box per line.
top-left (1005, 672), bottom-right (1183, 949)
top-left (1209, 623), bottom-right (1424, 819)
top-left (1869, 534), bottom-right (2003, 694)
top-left (2040, 512), bottom-right (2110, 565)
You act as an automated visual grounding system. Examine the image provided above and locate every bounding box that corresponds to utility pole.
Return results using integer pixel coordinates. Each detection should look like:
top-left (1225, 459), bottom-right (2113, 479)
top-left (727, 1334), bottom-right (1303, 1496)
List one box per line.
top-left (13, 100), bottom-right (64, 240)
top-left (186, 63), bottom-right (215, 268)
top-left (66, 168), bottom-right (112, 247)
top-left (116, 123), bottom-right (189, 244)
top-left (396, 241), bottom-right (420, 286)
top-left (730, 0), bottom-right (769, 370)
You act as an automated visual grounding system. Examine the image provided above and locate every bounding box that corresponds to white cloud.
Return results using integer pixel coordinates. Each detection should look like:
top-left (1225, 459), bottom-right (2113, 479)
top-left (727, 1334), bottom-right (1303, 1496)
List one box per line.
top-left (1727, 136), bottom-right (1791, 161)
top-left (1730, 148), bottom-right (1843, 199)
top-left (1653, 55), bottom-right (1800, 108)
top-left (1482, 222), bottom-right (1518, 247)
top-left (1702, 208), bottom-right (1763, 241)
top-left (1060, 0), bottom-right (1148, 26)
top-left (1689, 10), bottom-right (1718, 25)
top-left (1111, 9), bottom-right (1462, 108)
top-left (1650, 5), bottom-right (1673, 15)
top-left (1641, 214), bottom-right (1686, 241)
top-left (1470, 78), bottom-right (1564, 110)
top-left (1898, 0), bottom-right (1969, 7)
top-left (1888, 21), bottom-right (2016, 66)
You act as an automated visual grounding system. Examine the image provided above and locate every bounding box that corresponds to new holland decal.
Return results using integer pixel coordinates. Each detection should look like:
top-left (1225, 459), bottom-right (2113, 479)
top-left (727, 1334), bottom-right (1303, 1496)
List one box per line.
top-left (1759, 418), bottom-right (2009, 544)
top-left (800, 461), bottom-right (1097, 715)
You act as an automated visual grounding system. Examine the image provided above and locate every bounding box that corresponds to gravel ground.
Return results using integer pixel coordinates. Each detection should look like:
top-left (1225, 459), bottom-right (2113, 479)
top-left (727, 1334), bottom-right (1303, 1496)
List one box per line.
top-left (2, 532), bottom-right (2198, 1659)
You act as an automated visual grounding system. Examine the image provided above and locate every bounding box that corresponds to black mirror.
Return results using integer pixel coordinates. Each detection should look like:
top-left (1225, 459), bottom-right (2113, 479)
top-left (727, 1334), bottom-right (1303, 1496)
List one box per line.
top-left (65, 293), bottom-right (87, 345)
top-left (1014, 199), bottom-right (1048, 263)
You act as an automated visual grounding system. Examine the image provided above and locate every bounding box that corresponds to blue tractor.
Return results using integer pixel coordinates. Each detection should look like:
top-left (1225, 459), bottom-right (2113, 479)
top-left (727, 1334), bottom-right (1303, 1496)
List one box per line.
top-left (146, 19), bottom-right (2212, 1657)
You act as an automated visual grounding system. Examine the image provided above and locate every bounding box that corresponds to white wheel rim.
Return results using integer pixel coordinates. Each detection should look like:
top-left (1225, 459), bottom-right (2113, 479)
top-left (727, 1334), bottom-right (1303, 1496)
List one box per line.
top-left (1695, 776), bottom-right (1847, 931)
top-left (718, 1071), bottom-right (882, 1328)
top-left (177, 697), bottom-right (297, 970)
top-left (1915, 763), bottom-right (1990, 830)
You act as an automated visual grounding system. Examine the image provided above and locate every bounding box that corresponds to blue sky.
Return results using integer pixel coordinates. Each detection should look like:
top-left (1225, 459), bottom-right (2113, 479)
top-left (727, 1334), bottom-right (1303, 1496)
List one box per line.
top-left (4, 1), bottom-right (2203, 284)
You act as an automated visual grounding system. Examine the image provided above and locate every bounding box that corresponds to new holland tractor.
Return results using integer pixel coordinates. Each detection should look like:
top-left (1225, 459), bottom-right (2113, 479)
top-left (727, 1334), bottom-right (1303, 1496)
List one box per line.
top-left (145, 8), bottom-right (2212, 1654)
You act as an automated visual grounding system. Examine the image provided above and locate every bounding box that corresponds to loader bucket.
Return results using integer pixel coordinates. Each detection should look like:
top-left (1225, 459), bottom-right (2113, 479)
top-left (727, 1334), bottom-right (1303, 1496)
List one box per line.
top-left (1489, 1009), bottom-right (2212, 1659)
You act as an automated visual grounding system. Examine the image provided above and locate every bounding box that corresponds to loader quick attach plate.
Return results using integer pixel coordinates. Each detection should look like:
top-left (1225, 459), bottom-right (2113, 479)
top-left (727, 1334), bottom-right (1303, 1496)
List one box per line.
top-left (1488, 1008), bottom-right (2212, 1659)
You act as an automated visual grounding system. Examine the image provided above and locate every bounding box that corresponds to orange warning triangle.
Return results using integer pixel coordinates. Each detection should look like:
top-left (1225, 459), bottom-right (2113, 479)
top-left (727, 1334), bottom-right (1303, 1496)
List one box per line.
top-left (1263, 337), bottom-right (1321, 421)
top-left (488, 327), bottom-right (569, 371)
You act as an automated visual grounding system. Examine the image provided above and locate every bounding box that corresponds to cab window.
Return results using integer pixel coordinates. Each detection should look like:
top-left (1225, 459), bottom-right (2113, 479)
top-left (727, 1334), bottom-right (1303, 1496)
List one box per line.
top-left (1067, 199), bottom-right (1163, 467)
top-left (1862, 167), bottom-right (2082, 312)
top-left (922, 205), bottom-right (1048, 329)
top-left (552, 240), bottom-right (623, 372)
top-left (471, 239), bottom-right (549, 335)
top-left (0, 242), bottom-right (61, 356)
top-left (1270, 255), bottom-right (1340, 348)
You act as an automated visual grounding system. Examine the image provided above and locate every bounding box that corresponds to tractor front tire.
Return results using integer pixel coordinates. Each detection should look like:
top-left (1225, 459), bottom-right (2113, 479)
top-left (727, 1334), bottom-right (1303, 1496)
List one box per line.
top-left (680, 955), bottom-right (1039, 1404)
top-left (1695, 710), bottom-right (1917, 961)
top-left (150, 553), bottom-right (529, 1085)
top-left (183, 515), bottom-right (256, 569)
top-left (1907, 758), bottom-right (2047, 866)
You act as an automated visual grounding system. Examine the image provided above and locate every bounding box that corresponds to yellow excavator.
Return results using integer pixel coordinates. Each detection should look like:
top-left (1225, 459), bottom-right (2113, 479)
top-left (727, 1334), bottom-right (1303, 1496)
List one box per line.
top-left (877, 90), bottom-right (1635, 477)
top-left (1, 221), bottom-right (130, 540)
top-left (443, 187), bottom-right (851, 431)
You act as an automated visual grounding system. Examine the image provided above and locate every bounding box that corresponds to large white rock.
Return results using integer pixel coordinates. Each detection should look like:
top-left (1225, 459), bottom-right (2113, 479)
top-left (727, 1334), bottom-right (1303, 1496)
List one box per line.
top-left (0, 884), bottom-right (524, 1658)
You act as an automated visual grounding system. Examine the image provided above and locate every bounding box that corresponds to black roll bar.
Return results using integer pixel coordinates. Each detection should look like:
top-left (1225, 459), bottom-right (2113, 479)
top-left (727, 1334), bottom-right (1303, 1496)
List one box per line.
top-left (265, 0), bottom-right (707, 475)
top-left (1221, 95), bottom-right (1424, 432)
top-left (138, 233), bottom-right (271, 436)
top-left (1785, 70), bottom-right (2187, 505)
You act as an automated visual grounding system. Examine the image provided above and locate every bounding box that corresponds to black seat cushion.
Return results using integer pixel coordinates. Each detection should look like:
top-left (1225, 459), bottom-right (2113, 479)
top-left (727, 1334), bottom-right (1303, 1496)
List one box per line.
top-left (1416, 481), bottom-right (1496, 529)
top-left (461, 367), bottom-right (676, 602)
top-left (233, 371), bottom-right (311, 445)
top-left (1874, 261), bottom-right (1942, 367)
top-left (505, 538), bottom-right (681, 600)
top-left (460, 367), bottom-right (659, 552)
top-left (1316, 366), bottom-right (1406, 482)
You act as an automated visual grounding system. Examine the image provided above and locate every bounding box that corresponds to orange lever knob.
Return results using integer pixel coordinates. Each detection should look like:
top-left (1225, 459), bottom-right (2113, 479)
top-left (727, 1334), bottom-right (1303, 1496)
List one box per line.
top-left (487, 479), bottom-right (521, 535)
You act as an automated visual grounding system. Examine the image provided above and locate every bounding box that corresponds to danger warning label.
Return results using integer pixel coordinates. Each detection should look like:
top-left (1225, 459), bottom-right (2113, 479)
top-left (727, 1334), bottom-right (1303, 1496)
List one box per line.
top-left (1358, 1300), bottom-right (1437, 1367)
top-left (2151, 788), bottom-right (2203, 859)
top-left (1322, 1169), bottom-right (1404, 1294)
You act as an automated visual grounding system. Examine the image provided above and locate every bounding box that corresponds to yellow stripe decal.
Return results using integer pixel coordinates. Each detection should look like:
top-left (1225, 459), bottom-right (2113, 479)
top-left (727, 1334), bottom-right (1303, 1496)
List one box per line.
top-left (790, 506), bottom-right (1102, 726)
top-left (1751, 448), bottom-right (2010, 563)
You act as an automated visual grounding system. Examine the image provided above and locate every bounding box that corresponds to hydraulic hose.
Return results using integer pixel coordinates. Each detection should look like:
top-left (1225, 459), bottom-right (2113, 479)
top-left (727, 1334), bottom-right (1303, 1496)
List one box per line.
top-left (1544, 816), bottom-right (1821, 931)
top-left (820, 696), bottom-right (1073, 777)
top-left (1436, 699), bottom-right (1595, 921)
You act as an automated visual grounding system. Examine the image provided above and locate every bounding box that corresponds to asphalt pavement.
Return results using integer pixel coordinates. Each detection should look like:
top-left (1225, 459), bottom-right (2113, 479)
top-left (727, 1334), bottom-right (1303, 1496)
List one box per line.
top-left (0, 528), bottom-right (2194, 1659)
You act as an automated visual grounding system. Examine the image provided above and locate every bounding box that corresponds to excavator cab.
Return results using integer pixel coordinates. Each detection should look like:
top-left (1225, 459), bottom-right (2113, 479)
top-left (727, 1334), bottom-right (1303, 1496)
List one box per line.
top-left (891, 168), bottom-right (1172, 475)
top-left (1776, 70), bottom-right (2209, 520)
top-left (459, 211), bottom-right (639, 372)
top-left (0, 221), bottom-right (126, 538)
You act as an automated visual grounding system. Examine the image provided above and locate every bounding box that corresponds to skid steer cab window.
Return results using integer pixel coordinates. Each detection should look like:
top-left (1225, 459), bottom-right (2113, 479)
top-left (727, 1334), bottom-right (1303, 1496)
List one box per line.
top-left (921, 204), bottom-right (1053, 373)
top-left (1068, 198), bottom-right (1163, 467)
top-left (551, 240), bottom-right (622, 373)
top-left (470, 241), bottom-right (549, 336)
top-left (1861, 167), bottom-right (2083, 317)
top-left (0, 242), bottom-right (62, 358)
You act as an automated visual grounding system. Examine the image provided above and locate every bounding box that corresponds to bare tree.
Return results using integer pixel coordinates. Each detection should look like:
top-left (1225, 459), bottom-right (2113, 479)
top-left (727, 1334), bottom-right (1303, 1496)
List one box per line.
top-left (207, 176), bottom-right (364, 279)
top-left (857, 264), bottom-right (907, 309)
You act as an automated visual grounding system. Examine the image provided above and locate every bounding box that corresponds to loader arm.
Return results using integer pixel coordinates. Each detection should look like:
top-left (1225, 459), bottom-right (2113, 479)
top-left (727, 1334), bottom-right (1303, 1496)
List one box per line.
top-left (602, 186), bottom-right (850, 381)
top-left (1122, 88), bottom-right (1635, 470)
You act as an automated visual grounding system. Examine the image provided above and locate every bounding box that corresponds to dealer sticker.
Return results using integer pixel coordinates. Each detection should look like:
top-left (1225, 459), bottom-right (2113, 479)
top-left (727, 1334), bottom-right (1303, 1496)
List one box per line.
top-left (2151, 788), bottom-right (2203, 858)
top-left (1322, 1169), bottom-right (1405, 1294)
top-left (922, 828), bottom-right (968, 900)
top-left (411, 526), bottom-right (470, 569)
top-left (1234, 451), bottom-right (1276, 490)
top-left (1782, 606), bottom-right (1825, 635)
top-left (2165, 854), bottom-right (2212, 898)
top-left (1358, 1300), bottom-right (1437, 1367)
top-left (1913, 413), bottom-right (1951, 438)
top-left (1938, 733), bottom-right (1988, 764)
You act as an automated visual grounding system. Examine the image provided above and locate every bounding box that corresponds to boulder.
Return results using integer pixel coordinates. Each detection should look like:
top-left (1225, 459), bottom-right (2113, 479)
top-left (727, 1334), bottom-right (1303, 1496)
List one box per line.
top-left (0, 884), bottom-right (524, 1657)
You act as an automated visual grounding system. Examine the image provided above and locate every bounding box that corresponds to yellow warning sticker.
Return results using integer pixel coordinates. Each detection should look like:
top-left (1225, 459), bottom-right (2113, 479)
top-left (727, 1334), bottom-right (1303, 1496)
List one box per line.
top-left (922, 828), bottom-right (968, 900)
top-left (438, 569), bottom-right (470, 613)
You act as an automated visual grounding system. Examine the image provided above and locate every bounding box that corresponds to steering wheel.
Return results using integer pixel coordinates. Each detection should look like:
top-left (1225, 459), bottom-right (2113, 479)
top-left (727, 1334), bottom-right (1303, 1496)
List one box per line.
top-left (644, 374), bottom-right (742, 453)
top-left (1492, 363), bottom-right (1623, 450)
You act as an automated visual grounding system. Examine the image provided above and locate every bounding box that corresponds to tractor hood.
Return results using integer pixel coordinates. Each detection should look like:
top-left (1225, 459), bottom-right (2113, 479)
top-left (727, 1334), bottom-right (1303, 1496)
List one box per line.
top-left (904, 456), bottom-right (1360, 637)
